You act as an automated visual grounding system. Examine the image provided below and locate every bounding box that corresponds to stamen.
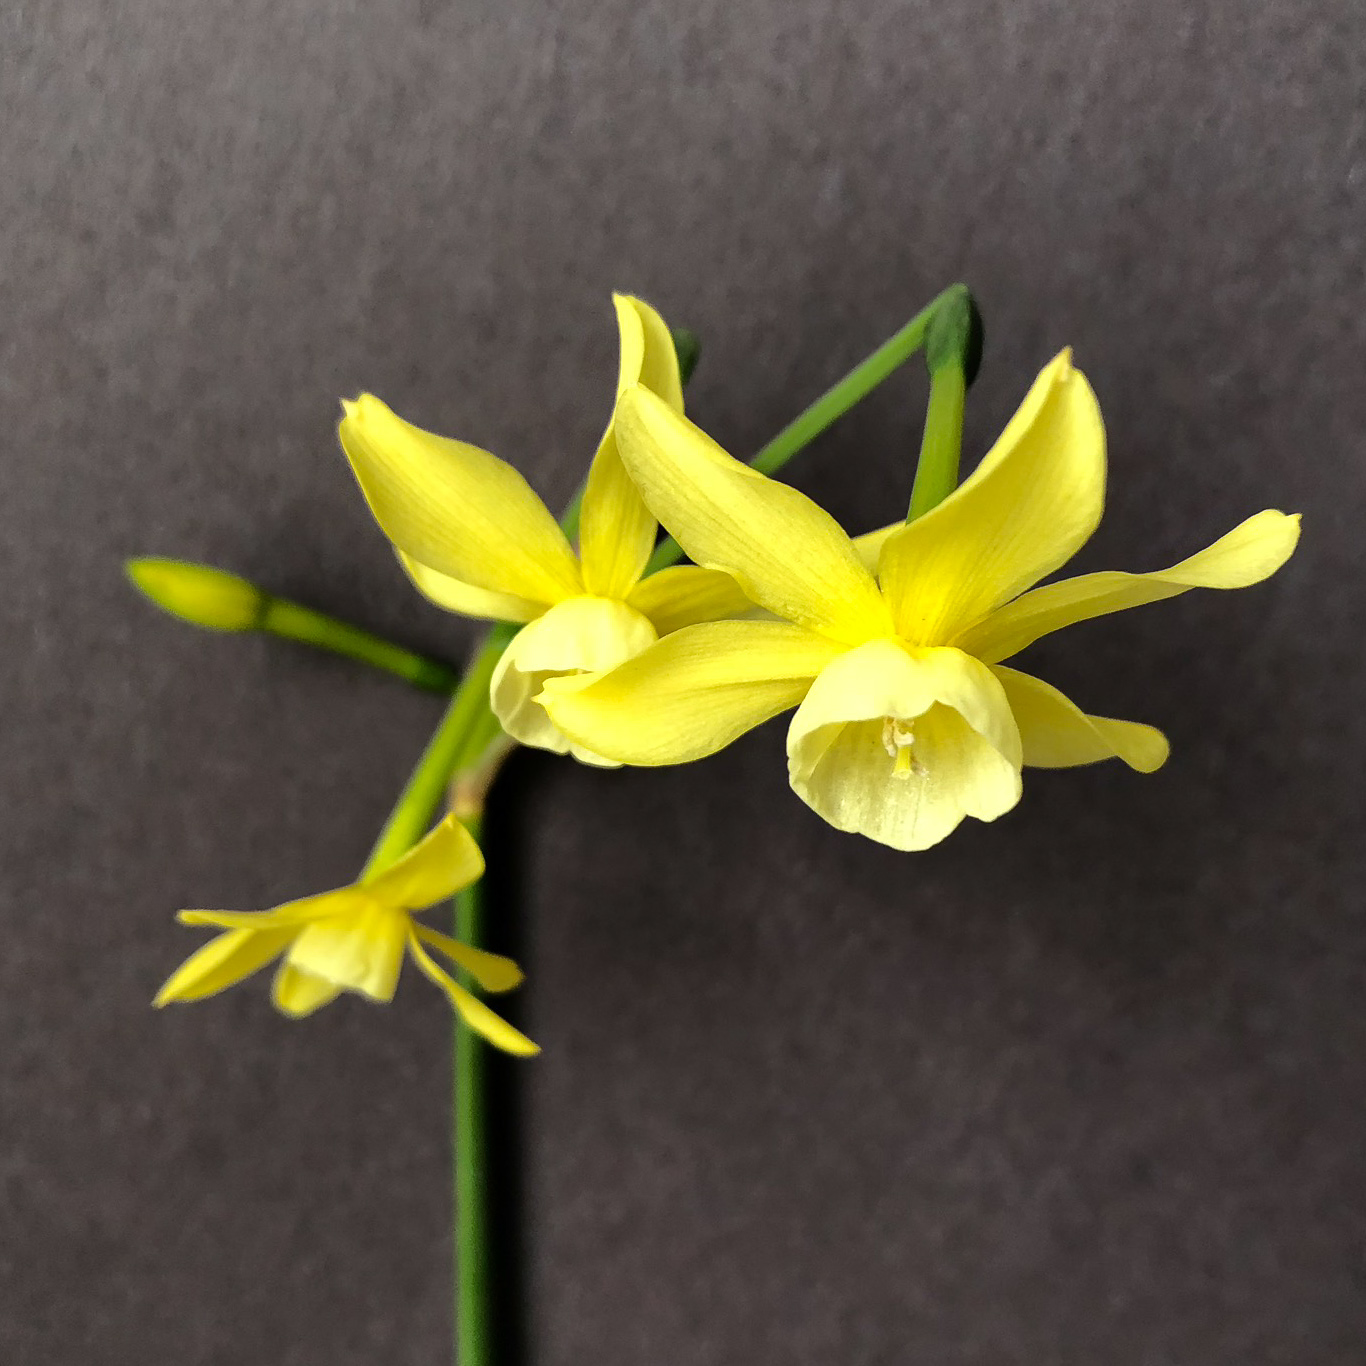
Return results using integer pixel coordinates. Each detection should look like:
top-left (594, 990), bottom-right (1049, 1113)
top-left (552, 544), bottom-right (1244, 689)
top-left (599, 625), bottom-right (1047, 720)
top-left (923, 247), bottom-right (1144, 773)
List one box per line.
top-left (881, 716), bottom-right (909, 758)
top-left (881, 716), bottom-right (924, 780)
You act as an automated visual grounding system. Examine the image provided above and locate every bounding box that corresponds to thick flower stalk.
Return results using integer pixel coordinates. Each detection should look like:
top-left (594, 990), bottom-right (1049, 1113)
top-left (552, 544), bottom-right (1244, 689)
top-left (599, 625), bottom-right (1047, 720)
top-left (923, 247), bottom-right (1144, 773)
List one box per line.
top-left (542, 351), bottom-right (1301, 851)
top-left (155, 814), bottom-right (537, 1055)
top-left (337, 294), bottom-right (753, 764)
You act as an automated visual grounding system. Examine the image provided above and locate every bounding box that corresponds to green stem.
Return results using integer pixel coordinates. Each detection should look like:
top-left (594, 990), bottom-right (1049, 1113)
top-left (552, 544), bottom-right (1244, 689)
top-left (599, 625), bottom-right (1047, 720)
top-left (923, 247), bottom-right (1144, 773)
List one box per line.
top-left (453, 808), bottom-right (492, 1366)
top-left (643, 286), bottom-right (959, 575)
top-left (907, 284), bottom-right (981, 521)
top-left (358, 629), bottom-right (512, 880)
top-left (260, 597), bottom-right (457, 693)
top-left (906, 363), bottom-right (967, 521)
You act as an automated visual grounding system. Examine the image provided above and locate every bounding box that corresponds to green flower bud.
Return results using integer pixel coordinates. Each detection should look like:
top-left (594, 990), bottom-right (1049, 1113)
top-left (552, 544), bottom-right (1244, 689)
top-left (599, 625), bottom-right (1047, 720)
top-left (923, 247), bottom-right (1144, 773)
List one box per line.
top-left (924, 284), bottom-right (984, 385)
top-left (126, 558), bottom-right (266, 632)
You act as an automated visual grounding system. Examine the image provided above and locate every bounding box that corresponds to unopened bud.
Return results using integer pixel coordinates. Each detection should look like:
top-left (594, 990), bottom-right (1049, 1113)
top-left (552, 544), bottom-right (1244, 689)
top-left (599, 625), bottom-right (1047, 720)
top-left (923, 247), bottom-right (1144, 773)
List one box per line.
top-left (126, 558), bottom-right (266, 632)
top-left (924, 285), bottom-right (984, 385)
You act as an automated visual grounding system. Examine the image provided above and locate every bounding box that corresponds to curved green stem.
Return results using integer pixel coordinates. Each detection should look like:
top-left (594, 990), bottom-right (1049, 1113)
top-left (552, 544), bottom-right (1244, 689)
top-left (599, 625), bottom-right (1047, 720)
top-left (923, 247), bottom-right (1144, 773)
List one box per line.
top-left (907, 284), bottom-right (981, 521)
top-left (643, 286), bottom-right (958, 574)
top-left (260, 598), bottom-right (457, 693)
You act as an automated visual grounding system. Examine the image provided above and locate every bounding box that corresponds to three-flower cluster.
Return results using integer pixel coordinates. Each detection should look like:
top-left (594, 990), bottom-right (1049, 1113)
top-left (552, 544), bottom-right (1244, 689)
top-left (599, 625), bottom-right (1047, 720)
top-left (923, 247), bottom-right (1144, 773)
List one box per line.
top-left (154, 292), bottom-right (1299, 1050)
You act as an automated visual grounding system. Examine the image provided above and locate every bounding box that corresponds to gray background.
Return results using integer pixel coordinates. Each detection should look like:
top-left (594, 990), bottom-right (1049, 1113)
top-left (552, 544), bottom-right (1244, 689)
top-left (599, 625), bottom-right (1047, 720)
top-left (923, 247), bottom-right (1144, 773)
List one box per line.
top-left (3, 2), bottom-right (1364, 1362)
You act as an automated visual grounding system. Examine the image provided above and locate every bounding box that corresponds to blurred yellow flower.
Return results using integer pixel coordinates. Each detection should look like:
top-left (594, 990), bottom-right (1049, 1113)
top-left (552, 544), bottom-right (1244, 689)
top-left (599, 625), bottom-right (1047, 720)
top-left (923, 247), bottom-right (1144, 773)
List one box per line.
top-left (338, 294), bottom-right (754, 764)
top-left (542, 351), bottom-right (1301, 851)
top-left (155, 815), bottom-right (537, 1055)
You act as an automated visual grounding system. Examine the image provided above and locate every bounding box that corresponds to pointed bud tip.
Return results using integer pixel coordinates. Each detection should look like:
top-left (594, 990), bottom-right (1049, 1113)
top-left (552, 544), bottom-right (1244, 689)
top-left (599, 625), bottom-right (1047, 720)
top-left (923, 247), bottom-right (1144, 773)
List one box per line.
top-left (126, 558), bottom-right (265, 632)
top-left (925, 285), bottom-right (984, 385)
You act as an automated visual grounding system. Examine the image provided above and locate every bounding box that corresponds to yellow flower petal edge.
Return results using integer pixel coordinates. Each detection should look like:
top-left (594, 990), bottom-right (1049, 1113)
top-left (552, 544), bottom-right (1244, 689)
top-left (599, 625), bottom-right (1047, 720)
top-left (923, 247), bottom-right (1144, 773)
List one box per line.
top-left (613, 387), bottom-right (891, 643)
top-left (272, 963), bottom-right (343, 1018)
top-left (578, 295), bottom-right (685, 599)
top-left (339, 394), bottom-right (583, 606)
top-left (624, 564), bottom-right (759, 636)
top-left (363, 812), bottom-right (485, 909)
top-left (413, 924), bottom-right (525, 993)
top-left (878, 349), bottom-right (1106, 644)
top-left (155, 816), bottom-right (535, 1054)
top-left (407, 930), bottom-right (540, 1056)
top-left (153, 926), bottom-right (297, 1006)
top-left (540, 619), bottom-right (845, 766)
top-left (957, 510), bottom-right (1302, 664)
top-left (850, 521), bottom-right (901, 574)
top-left (397, 551), bottom-right (544, 624)
top-left (991, 666), bottom-right (1169, 772)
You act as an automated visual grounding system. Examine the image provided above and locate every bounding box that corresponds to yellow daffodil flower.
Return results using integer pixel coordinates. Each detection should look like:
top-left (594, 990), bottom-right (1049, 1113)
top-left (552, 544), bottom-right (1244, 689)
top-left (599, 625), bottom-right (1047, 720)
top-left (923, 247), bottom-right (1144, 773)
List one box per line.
top-left (155, 815), bottom-right (538, 1055)
top-left (541, 351), bottom-right (1301, 851)
top-left (337, 294), bottom-right (756, 764)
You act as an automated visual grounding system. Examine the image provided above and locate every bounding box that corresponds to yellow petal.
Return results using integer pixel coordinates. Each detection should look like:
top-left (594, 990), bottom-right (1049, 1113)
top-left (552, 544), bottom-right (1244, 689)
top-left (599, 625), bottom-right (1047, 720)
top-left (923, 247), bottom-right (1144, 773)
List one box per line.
top-left (991, 666), bottom-right (1169, 772)
top-left (579, 295), bottom-right (683, 598)
top-left (363, 813), bottom-right (485, 909)
top-left (489, 595), bottom-right (658, 763)
top-left (286, 901), bottom-right (410, 1003)
top-left (407, 931), bottom-right (540, 1056)
top-left (787, 639), bottom-right (1023, 851)
top-left (397, 551), bottom-right (544, 623)
top-left (957, 510), bottom-right (1302, 664)
top-left (413, 924), bottom-right (525, 993)
top-left (154, 926), bottom-right (296, 1005)
top-left (617, 293), bottom-right (685, 413)
top-left (271, 963), bottom-right (343, 1018)
top-left (177, 888), bottom-right (364, 931)
top-left (850, 521), bottom-right (901, 574)
top-left (339, 394), bottom-right (582, 607)
top-left (613, 387), bottom-right (892, 643)
top-left (625, 565), bottom-right (757, 635)
top-left (878, 350), bottom-right (1106, 644)
top-left (540, 619), bottom-right (845, 766)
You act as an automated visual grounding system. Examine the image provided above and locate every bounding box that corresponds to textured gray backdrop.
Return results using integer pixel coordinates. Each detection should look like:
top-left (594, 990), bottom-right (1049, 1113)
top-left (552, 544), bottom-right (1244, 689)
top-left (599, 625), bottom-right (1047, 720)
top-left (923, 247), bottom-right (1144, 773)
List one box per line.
top-left (3, 2), bottom-right (1364, 1363)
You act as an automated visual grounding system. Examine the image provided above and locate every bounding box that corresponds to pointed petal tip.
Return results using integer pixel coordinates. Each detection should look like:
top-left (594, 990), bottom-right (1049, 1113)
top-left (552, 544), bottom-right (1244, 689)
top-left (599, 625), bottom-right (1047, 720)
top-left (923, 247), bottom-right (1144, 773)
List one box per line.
top-left (1143, 731), bottom-right (1171, 772)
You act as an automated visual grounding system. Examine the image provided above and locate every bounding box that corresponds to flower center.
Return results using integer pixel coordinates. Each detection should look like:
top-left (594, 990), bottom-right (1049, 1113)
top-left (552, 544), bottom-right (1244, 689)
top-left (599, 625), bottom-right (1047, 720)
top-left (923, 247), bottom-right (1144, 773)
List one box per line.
top-left (880, 716), bottom-right (924, 780)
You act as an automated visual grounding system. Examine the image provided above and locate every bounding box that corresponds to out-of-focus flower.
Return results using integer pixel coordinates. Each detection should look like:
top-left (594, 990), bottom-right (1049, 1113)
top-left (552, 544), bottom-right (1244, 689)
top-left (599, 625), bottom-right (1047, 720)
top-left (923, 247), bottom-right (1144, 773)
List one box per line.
top-left (155, 815), bottom-right (537, 1055)
top-left (127, 558), bottom-right (265, 631)
top-left (543, 351), bottom-right (1300, 851)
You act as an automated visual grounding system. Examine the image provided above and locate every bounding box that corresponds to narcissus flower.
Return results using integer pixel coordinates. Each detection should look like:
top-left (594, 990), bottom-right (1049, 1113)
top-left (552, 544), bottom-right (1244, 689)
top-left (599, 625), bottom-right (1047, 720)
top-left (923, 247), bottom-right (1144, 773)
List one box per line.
top-left (542, 351), bottom-right (1300, 851)
top-left (338, 295), bottom-right (754, 764)
top-left (155, 815), bottom-right (537, 1055)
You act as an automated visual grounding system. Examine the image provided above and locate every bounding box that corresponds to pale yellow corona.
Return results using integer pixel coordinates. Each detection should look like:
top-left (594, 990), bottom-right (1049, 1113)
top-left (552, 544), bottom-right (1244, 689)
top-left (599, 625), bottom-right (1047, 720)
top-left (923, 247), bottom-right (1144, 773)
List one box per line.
top-left (542, 352), bottom-right (1300, 851)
